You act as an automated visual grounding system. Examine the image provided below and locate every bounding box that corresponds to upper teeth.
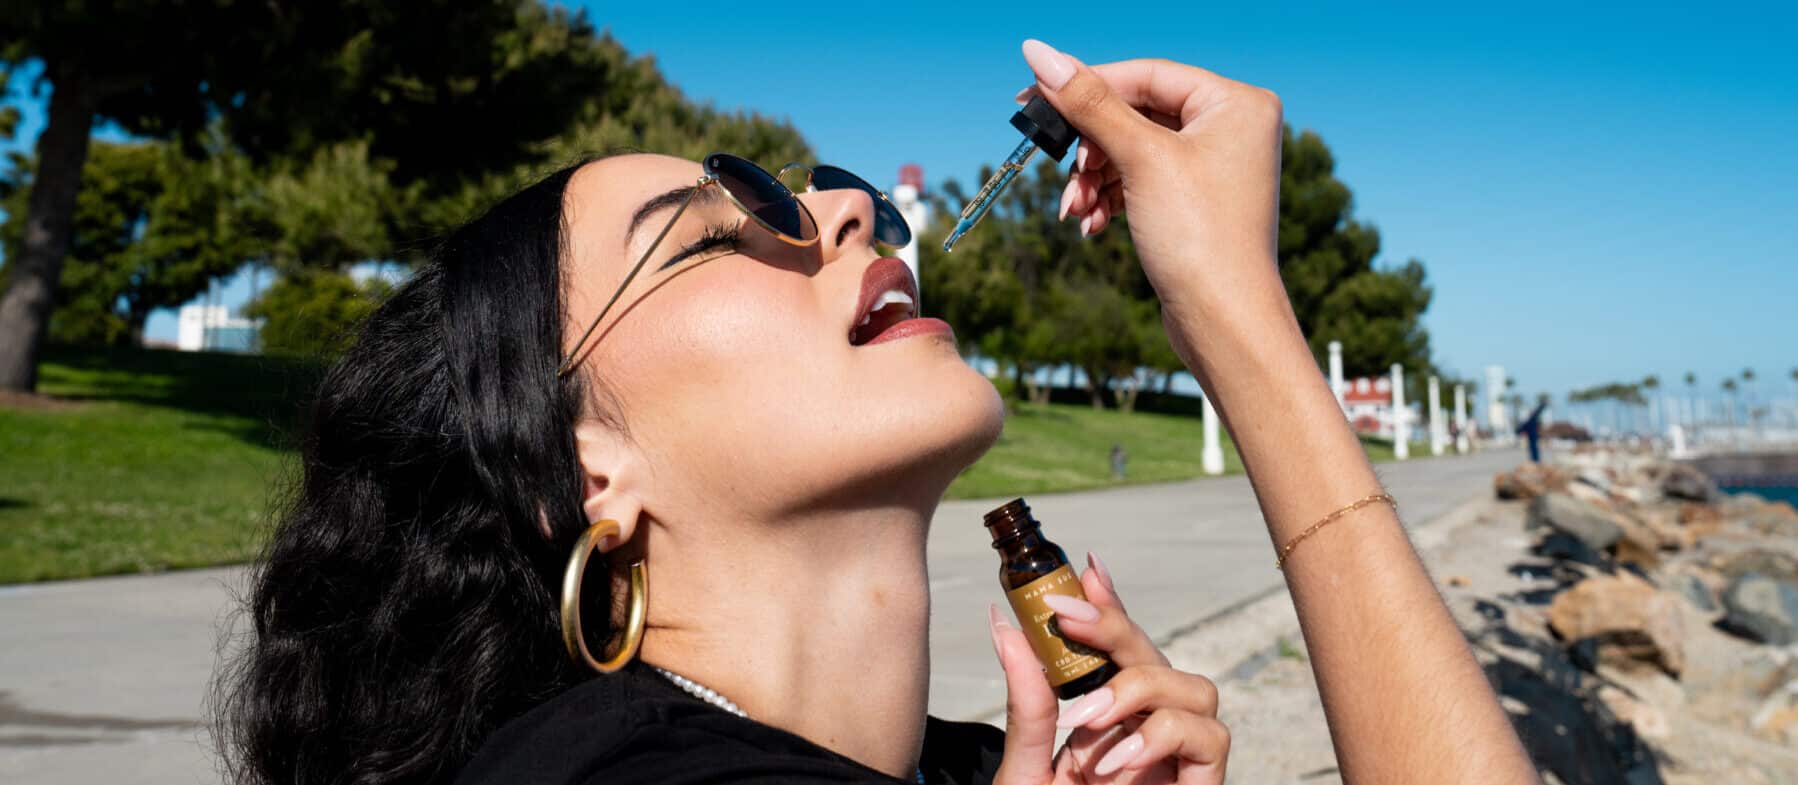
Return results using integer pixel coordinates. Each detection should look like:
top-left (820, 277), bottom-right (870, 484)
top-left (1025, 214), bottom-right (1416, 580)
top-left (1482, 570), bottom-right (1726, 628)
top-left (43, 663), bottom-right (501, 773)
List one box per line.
top-left (859, 289), bottom-right (914, 326)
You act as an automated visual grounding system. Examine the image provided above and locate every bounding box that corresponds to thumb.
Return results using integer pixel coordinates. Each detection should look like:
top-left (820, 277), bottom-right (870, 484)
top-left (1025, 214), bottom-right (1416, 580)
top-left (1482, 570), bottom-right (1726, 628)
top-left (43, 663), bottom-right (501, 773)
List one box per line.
top-left (1021, 39), bottom-right (1155, 169)
top-left (988, 604), bottom-right (1059, 785)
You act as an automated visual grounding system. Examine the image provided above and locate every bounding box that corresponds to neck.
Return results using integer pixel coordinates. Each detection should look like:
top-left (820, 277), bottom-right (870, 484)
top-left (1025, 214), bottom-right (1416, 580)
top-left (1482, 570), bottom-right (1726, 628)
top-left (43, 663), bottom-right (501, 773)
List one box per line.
top-left (638, 500), bottom-right (935, 779)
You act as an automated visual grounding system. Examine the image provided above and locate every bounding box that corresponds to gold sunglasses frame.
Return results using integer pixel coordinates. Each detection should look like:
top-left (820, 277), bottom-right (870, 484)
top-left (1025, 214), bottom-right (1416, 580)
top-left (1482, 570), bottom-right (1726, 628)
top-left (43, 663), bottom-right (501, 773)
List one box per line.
top-left (556, 155), bottom-right (820, 378)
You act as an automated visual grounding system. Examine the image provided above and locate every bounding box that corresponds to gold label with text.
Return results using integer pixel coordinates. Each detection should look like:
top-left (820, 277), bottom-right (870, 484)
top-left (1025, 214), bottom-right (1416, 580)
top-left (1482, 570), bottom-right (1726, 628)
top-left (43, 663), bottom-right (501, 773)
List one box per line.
top-left (1004, 565), bottom-right (1110, 686)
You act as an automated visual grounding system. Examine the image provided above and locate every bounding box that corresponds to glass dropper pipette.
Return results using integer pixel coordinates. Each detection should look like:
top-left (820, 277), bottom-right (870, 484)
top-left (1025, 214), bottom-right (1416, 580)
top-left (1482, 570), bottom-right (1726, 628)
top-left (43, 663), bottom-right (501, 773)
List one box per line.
top-left (941, 96), bottom-right (1077, 252)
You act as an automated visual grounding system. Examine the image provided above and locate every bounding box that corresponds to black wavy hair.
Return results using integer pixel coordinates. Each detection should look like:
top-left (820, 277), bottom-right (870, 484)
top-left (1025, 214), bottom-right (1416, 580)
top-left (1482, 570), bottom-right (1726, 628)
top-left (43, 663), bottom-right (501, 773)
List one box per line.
top-left (212, 160), bottom-right (615, 785)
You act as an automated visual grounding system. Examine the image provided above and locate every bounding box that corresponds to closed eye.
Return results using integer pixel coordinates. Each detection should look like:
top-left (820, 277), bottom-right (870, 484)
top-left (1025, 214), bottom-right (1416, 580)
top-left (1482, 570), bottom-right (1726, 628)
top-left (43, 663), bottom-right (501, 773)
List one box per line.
top-left (659, 222), bottom-right (742, 271)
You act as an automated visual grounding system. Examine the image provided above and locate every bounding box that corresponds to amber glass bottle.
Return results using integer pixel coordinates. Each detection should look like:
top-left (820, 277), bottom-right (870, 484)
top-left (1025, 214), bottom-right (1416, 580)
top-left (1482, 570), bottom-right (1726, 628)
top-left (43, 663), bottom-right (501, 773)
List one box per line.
top-left (985, 497), bottom-right (1118, 699)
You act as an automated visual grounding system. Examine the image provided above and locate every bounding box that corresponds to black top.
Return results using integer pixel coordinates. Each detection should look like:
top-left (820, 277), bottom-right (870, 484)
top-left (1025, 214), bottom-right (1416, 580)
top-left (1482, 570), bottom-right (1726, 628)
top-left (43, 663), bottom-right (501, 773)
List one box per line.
top-left (455, 661), bottom-right (1004, 785)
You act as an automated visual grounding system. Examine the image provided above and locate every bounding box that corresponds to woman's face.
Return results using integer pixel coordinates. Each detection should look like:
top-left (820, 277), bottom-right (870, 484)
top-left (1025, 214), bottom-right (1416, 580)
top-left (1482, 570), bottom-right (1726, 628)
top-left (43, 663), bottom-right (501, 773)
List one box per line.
top-left (560, 154), bottom-right (1003, 521)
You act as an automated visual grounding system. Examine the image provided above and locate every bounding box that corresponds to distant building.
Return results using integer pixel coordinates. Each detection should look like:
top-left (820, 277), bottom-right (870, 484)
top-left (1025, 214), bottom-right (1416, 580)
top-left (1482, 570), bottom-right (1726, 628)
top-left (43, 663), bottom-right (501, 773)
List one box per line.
top-left (1343, 375), bottom-right (1416, 439)
top-left (176, 304), bottom-right (261, 353)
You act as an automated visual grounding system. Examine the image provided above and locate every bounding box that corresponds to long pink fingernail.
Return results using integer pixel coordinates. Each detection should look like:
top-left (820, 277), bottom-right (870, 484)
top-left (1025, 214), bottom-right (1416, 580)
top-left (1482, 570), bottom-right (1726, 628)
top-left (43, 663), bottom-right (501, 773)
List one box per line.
top-left (1056, 686), bottom-right (1114, 728)
top-left (1075, 144), bottom-right (1089, 171)
top-left (1042, 593), bottom-right (1100, 622)
top-left (1087, 551), bottom-right (1115, 591)
top-left (1021, 40), bottom-right (1076, 90)
top-left (1093, 732), bottom-right (1145, 776)
top-left (987, 603), bottom-right (1009, 658)
top-left (1059, 180), bottom-right (1077, 221)
top-left (1078, 214), bottom-right (1094, 237)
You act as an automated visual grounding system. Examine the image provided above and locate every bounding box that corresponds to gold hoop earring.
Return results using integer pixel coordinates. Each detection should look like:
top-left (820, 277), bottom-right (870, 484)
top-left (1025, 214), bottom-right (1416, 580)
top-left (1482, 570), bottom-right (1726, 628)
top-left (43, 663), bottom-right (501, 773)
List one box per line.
top-left (559, 519), bottom-right (647, 674)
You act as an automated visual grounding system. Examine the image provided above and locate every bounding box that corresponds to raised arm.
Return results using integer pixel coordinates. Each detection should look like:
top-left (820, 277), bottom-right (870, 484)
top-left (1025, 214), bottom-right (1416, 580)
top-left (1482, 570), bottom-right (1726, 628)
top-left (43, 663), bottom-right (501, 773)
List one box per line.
top-left (1016, 40), bottom-right (1538, 785)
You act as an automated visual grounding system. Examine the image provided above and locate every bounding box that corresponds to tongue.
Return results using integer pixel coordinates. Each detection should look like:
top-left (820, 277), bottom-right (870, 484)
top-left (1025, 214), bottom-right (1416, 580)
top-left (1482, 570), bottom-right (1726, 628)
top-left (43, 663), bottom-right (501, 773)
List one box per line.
top-left (852, 304), bottom-right (908, 345)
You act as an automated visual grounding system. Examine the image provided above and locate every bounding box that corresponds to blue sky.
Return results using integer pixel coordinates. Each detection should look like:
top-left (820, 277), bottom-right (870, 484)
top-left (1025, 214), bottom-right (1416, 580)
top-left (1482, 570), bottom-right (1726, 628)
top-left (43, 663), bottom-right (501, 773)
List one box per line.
top-left (3, 2), bottom-right (1795, 402)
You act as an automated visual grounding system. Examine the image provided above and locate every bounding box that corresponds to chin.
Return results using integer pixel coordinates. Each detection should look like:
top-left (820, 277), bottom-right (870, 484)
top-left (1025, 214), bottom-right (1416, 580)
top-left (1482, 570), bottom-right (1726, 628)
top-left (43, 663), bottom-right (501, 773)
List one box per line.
top-left (887, 364), bottom-right (1006, 499)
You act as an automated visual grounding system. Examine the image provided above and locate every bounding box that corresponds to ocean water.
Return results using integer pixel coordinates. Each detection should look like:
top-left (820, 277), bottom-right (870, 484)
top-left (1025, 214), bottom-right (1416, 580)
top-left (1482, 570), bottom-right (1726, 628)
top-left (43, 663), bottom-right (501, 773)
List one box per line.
top-left (1724, 485), bottom-right (1798, 506)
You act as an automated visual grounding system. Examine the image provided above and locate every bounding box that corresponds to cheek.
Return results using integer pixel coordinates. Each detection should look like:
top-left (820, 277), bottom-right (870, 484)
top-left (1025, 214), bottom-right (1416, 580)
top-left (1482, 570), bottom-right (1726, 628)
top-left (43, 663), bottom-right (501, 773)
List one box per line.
top-left (603, 277), bottom-right (843, 460)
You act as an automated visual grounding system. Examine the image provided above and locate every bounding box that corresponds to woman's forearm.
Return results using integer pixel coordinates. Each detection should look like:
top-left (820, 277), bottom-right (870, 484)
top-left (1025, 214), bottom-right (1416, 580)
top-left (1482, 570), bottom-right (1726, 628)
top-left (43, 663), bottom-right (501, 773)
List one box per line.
top-left (1174, 296), bottom-right (1538, 785)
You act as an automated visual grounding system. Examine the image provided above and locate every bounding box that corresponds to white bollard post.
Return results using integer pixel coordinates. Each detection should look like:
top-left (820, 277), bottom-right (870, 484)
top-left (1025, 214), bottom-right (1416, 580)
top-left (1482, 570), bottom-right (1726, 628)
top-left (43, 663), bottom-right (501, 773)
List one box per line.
top-left (1201, 394), bottom-right (1225, 475)
top-left (1328, 340), bottom-right (1345, 411)
top-left (1391, 364), bottom-right (1409, 460)
top-left (1668, 423), bottom-right (1688, 458)
top-left (1454, 384), bottom-right (1471, 453)
top-left (1428, 376), bottom-right (1445, 456)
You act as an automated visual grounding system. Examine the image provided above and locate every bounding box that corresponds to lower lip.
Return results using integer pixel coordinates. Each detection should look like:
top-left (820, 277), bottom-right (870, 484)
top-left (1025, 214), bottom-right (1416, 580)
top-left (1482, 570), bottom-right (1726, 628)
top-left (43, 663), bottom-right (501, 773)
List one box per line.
top-left (864, 317), bottom-right (954, 346)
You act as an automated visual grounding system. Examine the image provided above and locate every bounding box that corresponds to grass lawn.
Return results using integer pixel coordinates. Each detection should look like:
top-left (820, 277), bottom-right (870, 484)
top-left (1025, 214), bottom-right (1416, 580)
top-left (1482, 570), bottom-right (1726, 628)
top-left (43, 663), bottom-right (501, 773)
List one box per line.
top-left (947, 402), bottom-right (1243, 499)
top-left (944, 401), bottom-right (1430, 499)
top-left (1, 347), bottom-right (1437, 583)
top-left (0, 346), bottom-right (314, 584)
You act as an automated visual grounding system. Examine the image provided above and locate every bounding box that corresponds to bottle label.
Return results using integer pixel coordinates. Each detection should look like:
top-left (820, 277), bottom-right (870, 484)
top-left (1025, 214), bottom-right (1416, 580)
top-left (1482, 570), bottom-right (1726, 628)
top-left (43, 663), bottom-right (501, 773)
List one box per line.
top-left (1004, 565), bottom-right (1111, 686)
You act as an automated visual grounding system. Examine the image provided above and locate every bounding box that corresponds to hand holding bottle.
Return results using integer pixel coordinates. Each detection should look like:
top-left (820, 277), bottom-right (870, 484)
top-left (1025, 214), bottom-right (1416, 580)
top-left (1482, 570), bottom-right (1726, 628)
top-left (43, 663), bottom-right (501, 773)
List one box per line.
top-left (989, 554), bottom-right (1228, 785)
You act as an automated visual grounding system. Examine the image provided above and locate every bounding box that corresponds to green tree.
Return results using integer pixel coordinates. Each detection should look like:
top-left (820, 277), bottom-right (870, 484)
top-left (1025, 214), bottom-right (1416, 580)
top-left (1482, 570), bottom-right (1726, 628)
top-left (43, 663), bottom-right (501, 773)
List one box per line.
top-left (0, 0), bottom-right (612, 391)
top-left (245, 269), bottom-right (390, 359)
top-left (1, 138), bottom-right (255, 345)
top-left (1278, 127), bottom-right (1433, 376)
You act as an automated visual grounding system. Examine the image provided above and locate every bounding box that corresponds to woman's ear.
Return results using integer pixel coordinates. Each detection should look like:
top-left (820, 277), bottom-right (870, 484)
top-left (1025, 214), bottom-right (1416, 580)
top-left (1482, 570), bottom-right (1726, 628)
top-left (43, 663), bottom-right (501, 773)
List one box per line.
top-left (569, 420), bottom-right (646, 550)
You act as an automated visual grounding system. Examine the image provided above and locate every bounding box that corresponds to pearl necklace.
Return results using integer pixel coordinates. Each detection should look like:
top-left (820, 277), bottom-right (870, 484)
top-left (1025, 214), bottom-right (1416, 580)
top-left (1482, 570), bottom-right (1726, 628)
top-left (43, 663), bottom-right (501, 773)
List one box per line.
top-left (651, 666), bottom-right (926, 784)
top-left (652, 666), bottom-right (747, 717)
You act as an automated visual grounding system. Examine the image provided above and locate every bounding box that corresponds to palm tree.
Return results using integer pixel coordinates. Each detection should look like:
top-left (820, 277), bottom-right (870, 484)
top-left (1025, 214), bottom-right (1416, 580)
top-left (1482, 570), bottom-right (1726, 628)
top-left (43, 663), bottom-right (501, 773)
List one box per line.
top-left (1722, 378), bottom-right (1739, 426)
top-left (1642, 375), bottom-right (1661, 430)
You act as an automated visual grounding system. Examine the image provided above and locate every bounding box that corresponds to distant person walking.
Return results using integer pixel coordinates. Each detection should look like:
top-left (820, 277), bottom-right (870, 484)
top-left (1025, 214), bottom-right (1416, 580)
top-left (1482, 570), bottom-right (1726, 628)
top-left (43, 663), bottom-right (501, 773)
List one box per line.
top-left (1109, 443), bottom-right (1128, 480)
top-left (1516, 401), bottom-right (1548, 463)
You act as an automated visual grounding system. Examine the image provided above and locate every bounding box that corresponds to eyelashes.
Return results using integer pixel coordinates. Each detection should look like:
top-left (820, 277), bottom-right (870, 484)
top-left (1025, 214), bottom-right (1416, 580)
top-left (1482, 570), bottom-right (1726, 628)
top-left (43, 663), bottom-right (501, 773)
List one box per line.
top-left (659, 222), bottom-right (742, 270)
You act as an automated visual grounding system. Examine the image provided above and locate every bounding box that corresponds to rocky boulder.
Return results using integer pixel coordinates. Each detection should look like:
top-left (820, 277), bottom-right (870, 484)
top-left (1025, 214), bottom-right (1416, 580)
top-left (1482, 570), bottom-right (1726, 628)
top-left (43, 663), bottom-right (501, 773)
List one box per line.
top-left (1529, 492), bottom-right (1624, 552)
top-left (1720, 573), bottom-right (1798, 646)
top-left (1548, 572), bottom-right (1686, 676)
top-left (1662, 463), bottom-right (1718, 502)
top-left (1494, 462), bottom-right (1570, 501)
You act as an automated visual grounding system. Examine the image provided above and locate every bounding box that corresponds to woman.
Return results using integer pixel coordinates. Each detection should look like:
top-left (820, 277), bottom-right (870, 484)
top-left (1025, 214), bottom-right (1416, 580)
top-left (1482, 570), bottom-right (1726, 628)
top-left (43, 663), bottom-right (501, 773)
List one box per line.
top-left (215, 42), bottom-right (1537, 785)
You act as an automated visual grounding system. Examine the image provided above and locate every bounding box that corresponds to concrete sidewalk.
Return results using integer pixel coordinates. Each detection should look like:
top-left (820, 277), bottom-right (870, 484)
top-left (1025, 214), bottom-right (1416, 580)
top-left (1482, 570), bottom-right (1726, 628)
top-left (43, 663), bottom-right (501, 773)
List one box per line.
top-left (0, 447), bottom-right (1521, 784)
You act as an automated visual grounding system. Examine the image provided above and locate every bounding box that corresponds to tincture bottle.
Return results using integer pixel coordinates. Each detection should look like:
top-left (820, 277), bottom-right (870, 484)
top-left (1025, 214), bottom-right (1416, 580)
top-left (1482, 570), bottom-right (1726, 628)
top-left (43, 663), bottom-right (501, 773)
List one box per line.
top-left (985, 497), bottom-right (1118, 699)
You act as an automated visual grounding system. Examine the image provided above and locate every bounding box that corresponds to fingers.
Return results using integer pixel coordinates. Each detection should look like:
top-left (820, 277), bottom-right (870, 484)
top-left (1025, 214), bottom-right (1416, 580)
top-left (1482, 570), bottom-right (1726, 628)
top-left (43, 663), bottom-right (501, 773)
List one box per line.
top-left (1039, 580), bottom-right (1166, 668)
top-left (1056, 665), bottom-right (1220, 730)
top-left (1060, 167), bottom-right (1124, 236)
top-left (1021, 40), bottom-right (1164, 172)
top-left (1088, 58), bottom-right (1240, 128)
top-left (988, 604), bottom-right (1059, 785)
top-left (1093, 710), bottom-right (1230, 782)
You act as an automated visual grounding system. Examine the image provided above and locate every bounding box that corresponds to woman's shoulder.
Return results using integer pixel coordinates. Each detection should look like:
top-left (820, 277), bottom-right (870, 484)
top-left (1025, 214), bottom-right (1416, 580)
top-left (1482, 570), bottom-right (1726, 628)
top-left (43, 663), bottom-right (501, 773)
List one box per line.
top-left (455, 664), bottom-right (1004, 785)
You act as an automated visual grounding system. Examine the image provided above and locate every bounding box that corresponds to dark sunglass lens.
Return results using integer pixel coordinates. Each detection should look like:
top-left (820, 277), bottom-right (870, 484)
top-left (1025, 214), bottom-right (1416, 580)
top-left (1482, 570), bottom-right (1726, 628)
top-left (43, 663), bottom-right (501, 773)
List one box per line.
top-left (812, 166), bottom-right (912, 247)
top-left (708, 154), bottom-right (816, 241)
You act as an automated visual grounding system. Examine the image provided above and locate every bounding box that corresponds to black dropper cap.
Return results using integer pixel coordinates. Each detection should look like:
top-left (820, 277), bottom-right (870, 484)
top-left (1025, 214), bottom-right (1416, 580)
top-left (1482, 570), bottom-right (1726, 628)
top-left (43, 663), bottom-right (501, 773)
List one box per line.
top-left (1010, 96), bottom-right (1077, 161)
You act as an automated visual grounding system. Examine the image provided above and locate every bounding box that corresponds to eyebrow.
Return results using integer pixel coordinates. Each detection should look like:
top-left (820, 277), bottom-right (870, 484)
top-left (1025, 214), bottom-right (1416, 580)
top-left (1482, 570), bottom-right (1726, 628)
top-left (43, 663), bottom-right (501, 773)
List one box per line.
top-left (624, 183), bottom-right (724, 247)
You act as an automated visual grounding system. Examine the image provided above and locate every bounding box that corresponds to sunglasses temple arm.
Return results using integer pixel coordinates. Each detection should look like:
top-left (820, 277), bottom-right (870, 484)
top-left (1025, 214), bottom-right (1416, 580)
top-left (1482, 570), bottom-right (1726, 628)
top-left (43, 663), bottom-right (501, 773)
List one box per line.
top-left (557, 185), bottom-right (705, 377)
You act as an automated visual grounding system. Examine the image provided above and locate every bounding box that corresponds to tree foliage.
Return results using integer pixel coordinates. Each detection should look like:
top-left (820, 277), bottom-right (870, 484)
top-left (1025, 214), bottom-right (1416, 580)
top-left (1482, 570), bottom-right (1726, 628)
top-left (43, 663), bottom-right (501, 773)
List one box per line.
top-left (3, 7), bottom-right (812, 362)
top-left (1, 137), bottom-right (254, 344)
top-left (244, 268), bottom-right (389, 358)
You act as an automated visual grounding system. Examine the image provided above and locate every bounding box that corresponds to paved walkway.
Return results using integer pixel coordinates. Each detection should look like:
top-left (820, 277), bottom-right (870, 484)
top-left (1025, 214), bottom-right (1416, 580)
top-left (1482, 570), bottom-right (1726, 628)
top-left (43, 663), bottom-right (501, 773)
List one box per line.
top-left (0, 447), bottom-right (1521, 784)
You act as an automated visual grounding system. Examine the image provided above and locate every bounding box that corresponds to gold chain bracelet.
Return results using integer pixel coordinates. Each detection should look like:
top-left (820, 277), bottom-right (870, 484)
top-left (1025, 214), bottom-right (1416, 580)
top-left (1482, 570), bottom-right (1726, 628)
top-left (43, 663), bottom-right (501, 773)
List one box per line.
top-left (1274, 492), bottom-right (1397, 570)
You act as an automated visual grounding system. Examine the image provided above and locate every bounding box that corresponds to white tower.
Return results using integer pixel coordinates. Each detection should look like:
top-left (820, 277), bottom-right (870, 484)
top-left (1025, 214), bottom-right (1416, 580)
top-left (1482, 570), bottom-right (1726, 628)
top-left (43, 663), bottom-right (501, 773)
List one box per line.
top-left (1485, 365), bottom-right (1510, 439)
top-left (891, 164), bottom-right (928, 302)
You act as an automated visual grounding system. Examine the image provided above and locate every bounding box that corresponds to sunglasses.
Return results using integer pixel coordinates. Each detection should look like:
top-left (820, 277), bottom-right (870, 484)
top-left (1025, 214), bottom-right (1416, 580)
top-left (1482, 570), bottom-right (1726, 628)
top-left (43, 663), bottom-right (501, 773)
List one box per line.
top-left (557, 153), bottom-right (913, 377)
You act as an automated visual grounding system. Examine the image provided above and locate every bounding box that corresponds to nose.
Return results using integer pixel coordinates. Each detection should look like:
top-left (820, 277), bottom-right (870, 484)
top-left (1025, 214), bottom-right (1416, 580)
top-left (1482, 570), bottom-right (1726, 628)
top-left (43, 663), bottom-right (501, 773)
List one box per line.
top-left (799, 186), bottom-right (877, 265)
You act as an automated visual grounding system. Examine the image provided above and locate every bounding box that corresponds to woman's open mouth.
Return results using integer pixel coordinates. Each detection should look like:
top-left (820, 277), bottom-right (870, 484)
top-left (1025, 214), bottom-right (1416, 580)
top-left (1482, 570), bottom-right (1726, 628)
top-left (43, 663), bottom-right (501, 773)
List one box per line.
top-left (849, 258), bottom-right (952, 346)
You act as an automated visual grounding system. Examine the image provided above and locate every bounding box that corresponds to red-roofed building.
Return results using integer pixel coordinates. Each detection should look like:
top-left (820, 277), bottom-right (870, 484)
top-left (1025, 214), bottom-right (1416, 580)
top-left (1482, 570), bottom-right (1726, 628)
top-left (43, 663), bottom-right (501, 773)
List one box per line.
top-left (1343, 376), bottom-right (1400, 438)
